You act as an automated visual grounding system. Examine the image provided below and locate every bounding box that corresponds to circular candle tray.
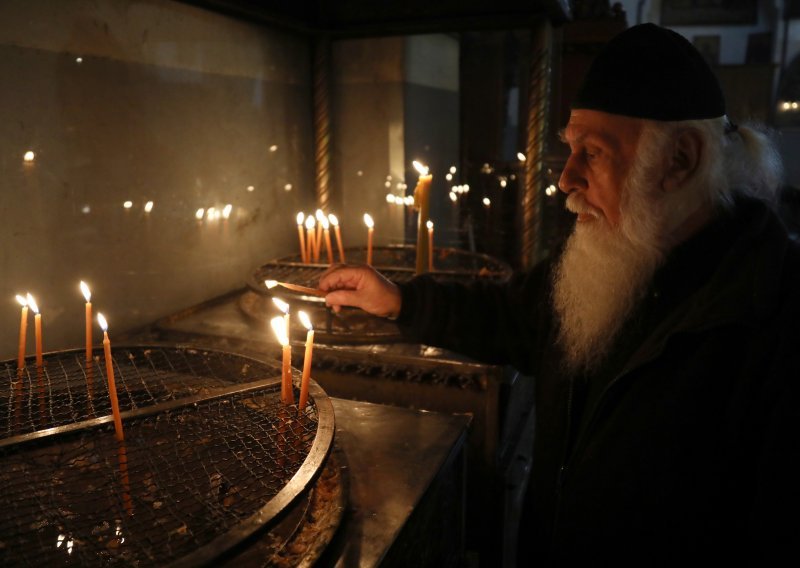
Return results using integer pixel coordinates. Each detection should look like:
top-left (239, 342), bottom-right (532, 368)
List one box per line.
top-left (0, 346), bottom-right (335, 567)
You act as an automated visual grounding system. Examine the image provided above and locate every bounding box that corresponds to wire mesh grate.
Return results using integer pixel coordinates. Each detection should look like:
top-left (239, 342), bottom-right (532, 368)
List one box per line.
top-left (0, 346), bottom-right (333, 566)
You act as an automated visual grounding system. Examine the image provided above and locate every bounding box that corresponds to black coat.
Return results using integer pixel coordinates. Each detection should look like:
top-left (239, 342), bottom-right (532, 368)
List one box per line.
top-left (396, 198), bottom-right (800, 565)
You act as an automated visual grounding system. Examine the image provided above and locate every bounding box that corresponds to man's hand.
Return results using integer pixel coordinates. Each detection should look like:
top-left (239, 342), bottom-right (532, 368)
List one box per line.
top-left (318, 263), bottom-right (402, 318)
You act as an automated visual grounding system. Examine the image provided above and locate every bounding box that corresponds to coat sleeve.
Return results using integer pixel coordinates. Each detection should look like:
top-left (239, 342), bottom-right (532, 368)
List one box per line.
top-left (394, 261), bottom-right (554, 375)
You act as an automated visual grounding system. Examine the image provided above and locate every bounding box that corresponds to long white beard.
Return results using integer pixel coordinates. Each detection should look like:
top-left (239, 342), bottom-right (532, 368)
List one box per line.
top-left (552, 164), bottom-right (670, 374)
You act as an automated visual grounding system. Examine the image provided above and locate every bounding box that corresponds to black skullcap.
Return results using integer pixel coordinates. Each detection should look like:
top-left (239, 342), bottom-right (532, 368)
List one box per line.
top-left (572, 23), bottom-right (726, 121)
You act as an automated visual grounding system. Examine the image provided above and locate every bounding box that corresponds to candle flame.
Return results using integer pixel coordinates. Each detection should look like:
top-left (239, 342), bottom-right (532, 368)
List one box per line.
top-left (264, 280), bottom-right (278, 289)
top-left (426, 220), bottom-right (434, 230)
top-left (296, 212), bottom-right (305, 225)
top-left (328, 213), bottom-right (339, 226)
top-left (315, 209), bottom-right (325, 222)
top-left (15, 294), bottom-right (27, 307)
top-left (97, 312), bottom-right (108, 332)
top-left (305, 216), bottom-right (316, 230)
top-left (412, 160), bottom-right (429, 176)
top-left (195, 208), bottom-right (205, 220)
top-left (26, 293), bottom-right (39, 314)
top-left (363, 213), bottom-right (374, 228)
top-left (321, 216), bottom-right (330, 230)
top-left (144, 201), bottom-right (154, 213)
top-left (270, 316), bottom-right (288, 346)
top-left (222, 204), bottom-right (233, 219)
top-left (449, 192), bottom-right (457, 202)
top-left (386, 194), bottom-right (396, 204)
top-left (517, 152), bottom-right (526, 162)
top-left (298, 310), bottom-right (313, 331)
top-left (272, 297), bottom-right (289, 314)
top-left (80, 281), bottom-right (91, 302)
top-left (483, 197), bottom-right (491, 207)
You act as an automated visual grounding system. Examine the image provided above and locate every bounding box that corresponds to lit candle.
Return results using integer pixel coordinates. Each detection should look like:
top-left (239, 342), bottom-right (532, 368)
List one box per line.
top-left (80, 281), bottom-right (92, 361)
top-left (328, 213), bottom-right (346, 263)
top-left (427, 220), bottom-right (434, 272)
top-left (314, 209), bottom-right (325, 259)
top-left (364, 213), bottom-right (374, 265)
top-left (272, 298), bottom-right (293, 404)
top-left (270, 316), bottom-right (293, 405)
top-left (321, 216), bottom-right (334, 264)
top-left (15, 294), bottom-right (28, 374)
top-left (296, 212), bottom-right (308, 263)
top-left (305, 216), bottom-right (316, 264)
top-left (26, 293), bottom-right (43, 369)
top-left (80, 281), bottom-right (94, 404)
top-left (297, 311), bottom-right (315, 411)
top-left (96, 313), bottom-right (133, 515)
top-left (412, 161), bottom-right (433, 275)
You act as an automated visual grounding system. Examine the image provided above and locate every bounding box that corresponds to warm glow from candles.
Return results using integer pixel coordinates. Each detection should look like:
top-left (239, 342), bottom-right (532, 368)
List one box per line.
top-left (305, 216), bottom-right (316, 230)
top-left (449, 192), bottom-right (457, 202)
top-left (517, 152), bottom-right (527, 162)
top-left (23, 150), bottom-right (35, 162)
top-left (195, 208), bottom-right (205, 220)
top-left (80, 281), bottom-right (91, 302)
top-left (363, 213), bottom-right (374, 229)
top-left (328, 213), bottom-right (338, 227)
top-left (315, 209), bottom-right (325, 224)
top-left (222, 204), bottom-right (233, 219)
top-left (321, 216), bottom-right (330, 230)
top-left (16, 294), bottom-right (27, 308)
top-left (483, 197), bottom-right (491, 206)
top-left (413, 160), bottom-right (429, 176)
top-left (26, 293), bottom-right (39, 314)
top-left (265, 280), bottom-right (278, 289)
top-left (270, 316), bottom-right (288, 346)
top-left (98, 312), bottom-right (108, 332)
top-left (426, 220), bottom-right (434, 230)
top-left (297, 212), bottom-right (305, 225)
top-left (299, 311), bottom-right (313, 330)
top-left (272, 297), bottom-right (289, 314)
top-left (144, 201), bottom-right (154, 213)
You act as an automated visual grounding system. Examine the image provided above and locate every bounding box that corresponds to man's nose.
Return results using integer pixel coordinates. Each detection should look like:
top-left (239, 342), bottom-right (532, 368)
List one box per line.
top-left (558, 156), bottom-right (586, 195)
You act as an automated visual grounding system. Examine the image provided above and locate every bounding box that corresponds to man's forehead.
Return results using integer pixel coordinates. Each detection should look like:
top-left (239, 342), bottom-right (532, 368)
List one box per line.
top-left (560, 110), bottom-right (644, 148)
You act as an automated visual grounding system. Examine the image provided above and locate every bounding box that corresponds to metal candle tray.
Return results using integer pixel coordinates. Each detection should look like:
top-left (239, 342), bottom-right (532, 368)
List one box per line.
top-left (0, 346), bottom-right (334, 567)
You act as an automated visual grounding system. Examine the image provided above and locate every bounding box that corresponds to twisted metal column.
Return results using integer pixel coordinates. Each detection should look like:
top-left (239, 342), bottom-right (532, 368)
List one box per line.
top-left (313, 37), bottom-right (332, 211)
top-left (522, 20), bottom-right (553, 269)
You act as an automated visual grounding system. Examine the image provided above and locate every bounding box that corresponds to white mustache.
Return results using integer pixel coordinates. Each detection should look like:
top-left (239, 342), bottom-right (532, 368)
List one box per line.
top-left (565, 193), bottom-right (602, 219)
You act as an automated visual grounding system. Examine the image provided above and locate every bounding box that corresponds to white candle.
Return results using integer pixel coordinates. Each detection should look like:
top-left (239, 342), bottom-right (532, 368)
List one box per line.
top-left (270, 315), bottom-right (293, 405)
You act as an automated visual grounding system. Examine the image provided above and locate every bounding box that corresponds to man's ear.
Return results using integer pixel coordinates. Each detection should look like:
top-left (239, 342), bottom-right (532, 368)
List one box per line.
top-left (662, 128), bottom-right (703, 192)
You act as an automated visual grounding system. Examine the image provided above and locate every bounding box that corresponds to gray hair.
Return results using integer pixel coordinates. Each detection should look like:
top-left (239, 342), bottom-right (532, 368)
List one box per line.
top-left (639, 117), bottom-right (784, 208)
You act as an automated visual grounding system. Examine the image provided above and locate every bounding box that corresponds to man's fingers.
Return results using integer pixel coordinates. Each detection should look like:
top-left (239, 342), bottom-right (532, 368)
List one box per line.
top-left (325, 289), bottom-right (362, 310)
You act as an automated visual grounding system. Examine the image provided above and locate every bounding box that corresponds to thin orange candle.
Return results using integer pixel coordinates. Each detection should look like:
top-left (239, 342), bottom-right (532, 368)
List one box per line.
top-left (305, 216), bottom-right (316, 264)
top-left (80, 281), bottom-right (94, 404)
top-left (322, 216), bottom-right (334, 264)
top-left (314, 209), bottom-right (325, 259)
top-left (15, 294), bottom-right (28, 373)
top-left (328, 214), bottom-right (346, 263)
top-left (412, 161), bottom-right (433, 275)
top-left (364, 213), bottom-right (374, 265)
top-left (296, 212), bottom-right (308, 263)
top-left (271, 316), bottom-right (293, 405)
top-left (427, 220), bottom-right (434, 272)
top-left (27, 293), bottom-right (42, 368)
top-left (97, 312), bottom-right (133, 515)
top-left (297, 311), bottom-right (315, 411)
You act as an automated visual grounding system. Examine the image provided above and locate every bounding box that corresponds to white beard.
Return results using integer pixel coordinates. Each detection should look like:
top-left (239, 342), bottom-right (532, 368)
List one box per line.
top-left (552, 157), bottom-right (672, 374)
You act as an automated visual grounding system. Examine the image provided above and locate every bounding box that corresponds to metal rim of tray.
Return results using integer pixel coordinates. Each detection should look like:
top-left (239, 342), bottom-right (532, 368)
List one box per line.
top-left (0, 345), bottom-right (335, 567)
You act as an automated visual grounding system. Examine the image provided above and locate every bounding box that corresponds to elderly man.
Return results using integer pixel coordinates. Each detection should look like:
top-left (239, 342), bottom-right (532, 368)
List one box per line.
top-left (320, 24), bottom-right (800, 564)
